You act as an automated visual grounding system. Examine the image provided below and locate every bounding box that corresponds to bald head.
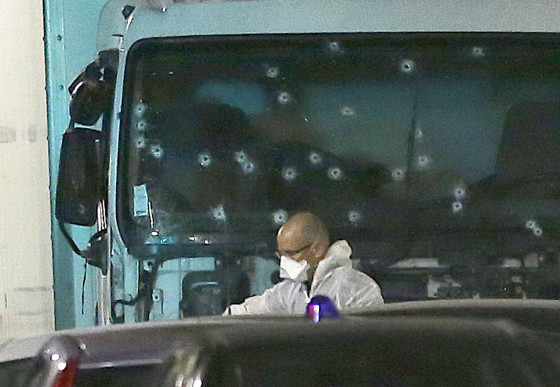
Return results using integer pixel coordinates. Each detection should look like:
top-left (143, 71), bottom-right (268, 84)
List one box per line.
top-left (277, 212), bottom-right (330, 266)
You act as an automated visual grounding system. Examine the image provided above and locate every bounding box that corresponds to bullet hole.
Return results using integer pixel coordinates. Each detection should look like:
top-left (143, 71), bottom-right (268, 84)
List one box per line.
top-left (340, 106), bottom-right (356, 116)
top-left (212, 205), bottom-right (227, 222)
top-left (452, 201), bottom-right (463, 213)
top-left (277, 91), bottom-right (292, 105)
top-left (136, 120), bottom-right (147, 131)
top-left (400, 59), bottom-right (415, 73)
top-left (472, 46), bottom-right (485, 57)
top-left (454, 187), bottom-right (466, 200)
top-left (392, 168), bottom-right (406, 182)
top-left (309, 152), bottom-right (323, 165)
top-left (328, 40), bottom-right (341, 52)
top-left (235, 151), bottom-right (247, 164)
top-left (273, 209), bottom-right (288, 225)
top-left (134, 103), bottom-right (146, 117)
top-left (282, 167), bottom-right (297, 182)
top-left (327, 166), bottom-right (343, 181)
top-left (533, 227), bottom-right (543, 237)
top-left (135, 136), bottom-right (146, 149)
top-left (243, 162), bottom-right (255, 174)
top-left (417, 155), bottom-right (431, 168)
top-left (266, 66), bottom-right (279, 78)
top-left (198, 152), bottom-right (212, 167)
top-left (150, 144), bottom-right (164, 159)
top-left (348, 210), bottom-right (362, 223)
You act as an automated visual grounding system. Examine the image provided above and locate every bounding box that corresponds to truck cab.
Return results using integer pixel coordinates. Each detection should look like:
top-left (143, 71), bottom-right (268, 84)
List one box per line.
top-left (56, 0), bottom-right (560, 324)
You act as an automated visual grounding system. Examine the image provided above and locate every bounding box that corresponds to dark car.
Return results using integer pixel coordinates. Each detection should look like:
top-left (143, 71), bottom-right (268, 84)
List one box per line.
top-left (2, 299), bottom-right (560, 386)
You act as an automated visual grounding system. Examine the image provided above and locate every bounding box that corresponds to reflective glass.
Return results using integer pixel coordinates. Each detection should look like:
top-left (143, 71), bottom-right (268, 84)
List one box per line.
top-left (118, 34), bottom-right (560, 312)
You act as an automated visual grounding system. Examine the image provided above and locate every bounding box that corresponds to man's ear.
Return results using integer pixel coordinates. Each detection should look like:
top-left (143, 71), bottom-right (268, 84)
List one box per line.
top-left (310, 242), bottom-right (327, 262)
top-left (310, 243), bottom-right (320, 258)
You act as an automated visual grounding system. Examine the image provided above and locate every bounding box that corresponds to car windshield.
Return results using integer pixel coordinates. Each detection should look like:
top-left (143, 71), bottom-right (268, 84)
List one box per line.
top-left (117, 33), bottom-right (560, 317)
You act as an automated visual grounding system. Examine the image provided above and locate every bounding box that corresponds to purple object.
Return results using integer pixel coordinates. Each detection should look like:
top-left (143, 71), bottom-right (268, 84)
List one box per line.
top-left (306, 295), bottom-right (340, 322)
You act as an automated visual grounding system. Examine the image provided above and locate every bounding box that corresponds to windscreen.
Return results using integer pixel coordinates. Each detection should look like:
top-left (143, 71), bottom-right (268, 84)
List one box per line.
top-left (118, 34), bottom-right (560, 315)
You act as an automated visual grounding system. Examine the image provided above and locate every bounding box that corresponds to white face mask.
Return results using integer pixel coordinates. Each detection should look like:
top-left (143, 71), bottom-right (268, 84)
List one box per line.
top-left (279, 255), bottom-right (310, 282)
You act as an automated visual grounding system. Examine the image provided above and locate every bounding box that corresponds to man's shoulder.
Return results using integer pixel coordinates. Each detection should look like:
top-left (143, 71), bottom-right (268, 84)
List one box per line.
top-left (266, 278), bottom-right (304, 294)
top-left (331, 265), bottom-right (373, 279)
top-left (317, 267), bottom-right (384, 311)
top-left (330, 266), bottom-right (380, 288)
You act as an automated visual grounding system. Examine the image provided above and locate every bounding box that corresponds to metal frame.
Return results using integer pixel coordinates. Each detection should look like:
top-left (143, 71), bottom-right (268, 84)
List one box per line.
top-left (46, 0), bottom-right (560, 326)
top-left (44, 0), bottom-right (109, 328)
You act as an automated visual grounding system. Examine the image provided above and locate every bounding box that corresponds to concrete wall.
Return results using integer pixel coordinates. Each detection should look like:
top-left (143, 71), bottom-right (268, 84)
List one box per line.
top-left (0, 0), bottom-right (55, 338)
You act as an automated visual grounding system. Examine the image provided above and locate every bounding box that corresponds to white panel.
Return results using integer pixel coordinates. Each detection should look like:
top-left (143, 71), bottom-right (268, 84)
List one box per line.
top-left (0, 0), bottom-right (55, 338)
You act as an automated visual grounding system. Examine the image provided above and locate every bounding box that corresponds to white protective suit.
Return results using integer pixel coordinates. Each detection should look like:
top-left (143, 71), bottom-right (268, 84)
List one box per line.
top-left (227, 240), bottom-right (384, 315)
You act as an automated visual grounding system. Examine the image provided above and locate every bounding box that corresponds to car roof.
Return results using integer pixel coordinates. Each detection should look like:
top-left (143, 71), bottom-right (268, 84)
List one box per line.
top-left (2, 299), bottom-right (560, 367)
top-left (159, 314), bottom-right (560, 387)
top-left (66, 315), bottom-right (529, 370)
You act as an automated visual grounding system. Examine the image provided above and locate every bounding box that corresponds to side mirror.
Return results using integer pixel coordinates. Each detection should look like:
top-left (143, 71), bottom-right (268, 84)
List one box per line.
top-left (68, 51), bottom-right (118, 126)
top-left (56, 127), bottom-right (105, 226)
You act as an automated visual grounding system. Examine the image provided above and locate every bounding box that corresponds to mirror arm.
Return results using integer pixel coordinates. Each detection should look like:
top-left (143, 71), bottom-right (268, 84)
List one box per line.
top-left (58, 221), bottom-right (108, 274)
top-left (58, 221), bottom-right (84, 257)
